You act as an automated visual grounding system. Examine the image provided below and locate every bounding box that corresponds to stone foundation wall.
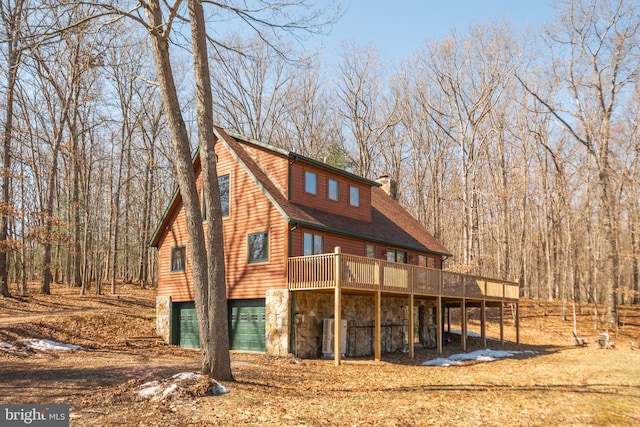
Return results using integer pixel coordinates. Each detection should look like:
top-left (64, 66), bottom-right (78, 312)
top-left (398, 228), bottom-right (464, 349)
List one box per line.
top-left (265, 290), bottom-right (290, 356)
top-left (156, 295), bottom-right (171, 343)
top-left (292, 292), bottom-right (438, 359)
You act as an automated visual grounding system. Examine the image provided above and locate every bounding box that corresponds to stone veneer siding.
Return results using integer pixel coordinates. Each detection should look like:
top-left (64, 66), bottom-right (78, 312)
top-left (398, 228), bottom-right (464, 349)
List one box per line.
top-left (156, 295), bottom-right (171, 343)
top-left (292, 291), bottom-right (437, 359)
top-left (265, 289), bottom-right (290, 356)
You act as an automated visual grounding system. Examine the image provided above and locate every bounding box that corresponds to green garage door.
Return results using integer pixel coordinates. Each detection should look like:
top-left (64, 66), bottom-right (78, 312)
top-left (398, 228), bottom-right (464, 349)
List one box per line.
top-left (229, 299), bottom-right (266, 352)
top-left (174, 302), bottom-right (200, 349)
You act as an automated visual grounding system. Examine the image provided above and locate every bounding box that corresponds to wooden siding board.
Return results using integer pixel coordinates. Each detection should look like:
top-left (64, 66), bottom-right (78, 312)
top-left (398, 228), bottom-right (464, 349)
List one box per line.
top-left (157, 134), bottom-right (288, 302)
top-left (290, 162), bottom-right (372, 222)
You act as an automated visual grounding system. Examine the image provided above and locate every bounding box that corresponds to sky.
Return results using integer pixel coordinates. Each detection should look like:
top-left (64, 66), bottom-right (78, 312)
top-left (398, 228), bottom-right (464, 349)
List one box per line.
top-left (313, 0), bottom-right (556, 62)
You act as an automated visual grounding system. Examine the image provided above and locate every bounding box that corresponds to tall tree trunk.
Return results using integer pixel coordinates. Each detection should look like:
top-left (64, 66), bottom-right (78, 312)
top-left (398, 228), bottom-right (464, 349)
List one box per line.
top-left (0, 0), bottom-right (24, 297)
top-left (143, 0), bottom-right (224, 378)
top-left (188, 0), bottom-right (233, 381)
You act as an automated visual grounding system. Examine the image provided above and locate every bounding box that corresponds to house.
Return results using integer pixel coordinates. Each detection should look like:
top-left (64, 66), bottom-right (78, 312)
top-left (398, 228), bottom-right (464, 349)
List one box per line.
top-left (150, 127), bottom-right (520, 363)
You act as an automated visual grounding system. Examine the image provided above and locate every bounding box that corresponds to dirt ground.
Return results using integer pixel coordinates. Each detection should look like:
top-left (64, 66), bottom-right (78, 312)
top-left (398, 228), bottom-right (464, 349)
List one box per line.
top-left (1, 283), bottom-right (639, 426)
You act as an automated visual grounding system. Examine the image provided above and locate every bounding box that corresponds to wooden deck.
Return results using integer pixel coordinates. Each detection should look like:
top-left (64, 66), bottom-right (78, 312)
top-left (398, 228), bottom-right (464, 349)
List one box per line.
top-left (287, 251), bottom-right (519, 302)
top-left (287, 248), bottom-right (520, 365)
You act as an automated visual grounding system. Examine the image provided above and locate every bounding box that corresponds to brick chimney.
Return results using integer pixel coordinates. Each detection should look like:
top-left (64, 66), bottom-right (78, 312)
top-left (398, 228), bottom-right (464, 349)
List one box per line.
top-left (375, 175), bottom-right (397, 199)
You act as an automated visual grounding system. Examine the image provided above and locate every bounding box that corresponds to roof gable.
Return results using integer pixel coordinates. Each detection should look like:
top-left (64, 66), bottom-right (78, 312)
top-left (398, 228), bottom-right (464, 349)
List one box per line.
top-left (150, 128), bottom-right (451, 256)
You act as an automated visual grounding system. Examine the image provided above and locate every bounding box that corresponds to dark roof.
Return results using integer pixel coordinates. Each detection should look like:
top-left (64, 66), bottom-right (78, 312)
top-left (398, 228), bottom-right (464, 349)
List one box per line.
top-left (151, 127), bottom-right (451, 257)
top-left (214, 128), bottom-right (451, 257)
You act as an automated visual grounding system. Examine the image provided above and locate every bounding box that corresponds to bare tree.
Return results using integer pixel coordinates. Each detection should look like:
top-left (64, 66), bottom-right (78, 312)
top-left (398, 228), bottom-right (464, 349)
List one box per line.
top-left (0, 0), bottom-right (27, 297)
top-left (519, 0), bottom-right (640, 324)
top-left (337, 43), bottom-right (398, 179)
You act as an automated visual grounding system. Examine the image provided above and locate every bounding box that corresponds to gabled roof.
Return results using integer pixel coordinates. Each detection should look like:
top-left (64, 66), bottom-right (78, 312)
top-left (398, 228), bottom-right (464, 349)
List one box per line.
top-left (150, 128), bottom-right (451, 257)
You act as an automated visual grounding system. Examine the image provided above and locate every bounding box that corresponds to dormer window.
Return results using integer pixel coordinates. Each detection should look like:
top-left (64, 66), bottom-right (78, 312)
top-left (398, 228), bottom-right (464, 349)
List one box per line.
top-left (305, 171), bottom-right (317, 195)
top-left (349, 185), bottom-right (360, 207)
top-left (328, 178), bottom-right (339, 201)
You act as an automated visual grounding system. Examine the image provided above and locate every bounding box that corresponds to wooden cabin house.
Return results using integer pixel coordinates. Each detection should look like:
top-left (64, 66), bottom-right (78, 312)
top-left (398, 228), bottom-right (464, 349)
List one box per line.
top-left (150, 127), bottom-right (520, 363)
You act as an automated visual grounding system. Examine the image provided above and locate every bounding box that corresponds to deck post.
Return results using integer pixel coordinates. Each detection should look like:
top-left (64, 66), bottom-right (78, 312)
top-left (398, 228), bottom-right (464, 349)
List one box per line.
top-left (437, 296), bottom-right (443, 354)
top-left (408, 294), bottom-right (414, 358)
top-left (481, 300), bottom-right (486, 348)
top-left (500, 303), bottom-right (504, 344)
top-left (334, 247), bottom-right (342, 366)
top-left (515, 302), bottom-right (520, 344)
top-left (461, 299), bottom-right (467, 352)
top-left (374, 290), bottom-right (381, 361)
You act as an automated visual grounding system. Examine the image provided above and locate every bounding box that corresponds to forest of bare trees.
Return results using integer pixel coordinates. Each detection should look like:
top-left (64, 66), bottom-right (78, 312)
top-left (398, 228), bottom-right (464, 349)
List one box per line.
top-left (0, 0), bottom-right (638, 319)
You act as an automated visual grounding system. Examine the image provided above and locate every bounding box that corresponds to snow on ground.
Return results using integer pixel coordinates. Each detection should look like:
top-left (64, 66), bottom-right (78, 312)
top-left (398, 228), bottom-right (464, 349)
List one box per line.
top-left (19, 339), bottom-right (83, 351)
top-left (136, 372), bottom-right (230, 401)
top-left (422, 349), bottom-right (537, 367)
top-left (0, 342), bottom-right (16, 351)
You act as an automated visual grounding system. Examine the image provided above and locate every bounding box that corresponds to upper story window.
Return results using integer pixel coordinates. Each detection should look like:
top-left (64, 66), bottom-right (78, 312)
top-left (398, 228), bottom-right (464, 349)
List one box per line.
top-left (349, 185), bottom-right (360, 207)
top-left (219, 174), bottom-right (230, 218)
top-left (248, 231), bottom-right (269, 264)
top-left (305, 171), bottom-right (317, 195)
top-left (328, 178), bottom-right (339, 201)
top-left (303, 232), bottom-right (324, 256)
top-left (170, 246), bottom-right (186, 272)
top-left (387, 249), bottom-right (407, 264)
top-left (202, 174), bottom-right (230, 221)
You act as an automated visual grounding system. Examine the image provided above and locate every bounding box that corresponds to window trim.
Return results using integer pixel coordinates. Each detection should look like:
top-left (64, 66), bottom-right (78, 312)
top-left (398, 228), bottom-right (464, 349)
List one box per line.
top-left (170, 246), bottom-right (186, 272)
top-left (349, 185), bottom-right (360, 207)
top-left (202, 173), bottom-right (231, 222)
top-left (303, 232), bottom-right (324, 256)
top-left (387, 248), bottom-right (407, 264)
top-left (305, 170), bottom-right (317, 195)
top-left (219, 173), bottom-right (230, 219)
top-left (248, 231), bottom-right (269, 264)
top-left (327, 178), bottom-right (339, 201)
top-left (366, 244), bottom-right (376, 259)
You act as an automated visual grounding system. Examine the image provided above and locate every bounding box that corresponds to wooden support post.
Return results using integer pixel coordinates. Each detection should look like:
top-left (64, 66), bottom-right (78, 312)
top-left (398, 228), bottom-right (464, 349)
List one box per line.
top-left (437, 296), bottom-right (443, 354)
top-left (334, 247), bottom-right (342, 366)
top-left (461, 299), bottom-right (467, 352)
top-left (515, 302), bottom-right (520, 344)
top-left (500, 303), bottom-right (504, 344)
top-left (409, 294), bottom-right (414, 358)
top-left (374, 290), bottom-right (381, 361)
top-left (481, 300), bottom-right (486, 348)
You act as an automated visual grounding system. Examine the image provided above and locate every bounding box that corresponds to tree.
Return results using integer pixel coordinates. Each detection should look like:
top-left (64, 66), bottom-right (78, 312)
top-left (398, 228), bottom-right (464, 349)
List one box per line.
top-left (519, 0), bottom-right (640, 324)
top-left (0, 0), bottom-right (27, 297)
top-left (337, 43), bottom-right (398, 179)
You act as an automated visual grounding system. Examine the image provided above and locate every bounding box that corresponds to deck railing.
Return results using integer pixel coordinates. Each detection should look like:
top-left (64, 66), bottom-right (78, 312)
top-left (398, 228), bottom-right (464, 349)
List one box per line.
top-left (287, 252), bottom-right (519, 301)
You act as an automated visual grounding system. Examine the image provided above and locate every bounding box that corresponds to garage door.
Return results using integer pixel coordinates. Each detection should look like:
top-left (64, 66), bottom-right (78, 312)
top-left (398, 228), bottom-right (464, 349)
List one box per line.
top-left (175, 302), bottom-right (200, 349)
top-left (229, 299), bottom-right (266, 352)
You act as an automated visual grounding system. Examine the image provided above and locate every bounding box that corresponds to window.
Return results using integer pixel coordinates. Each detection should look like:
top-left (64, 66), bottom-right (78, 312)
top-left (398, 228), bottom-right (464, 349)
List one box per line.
top-left (219, 174), bottom-right (230, 218)
top-left (248, 232), bottom-right (269, 263)
top-left (366, 244), bottom-right (376, 258)
top-left (170, 246), bottom-right (186, 272)
top-left (328, 178), bottom-right (339, 201)
top-left (349, 185), bottom-right (360, 207)
top-left (387, 249), bottom-right (407, 263)
top-left (202, 174), bottom-right (230, 221)
top-left (305, 171), bottom-right (317, 195)
top-left (418, 255), bottom-right (427, 267)
top-left (427, 256), bottom-right (436, 268)
top-left (303, 232), bottom-right (324, 256)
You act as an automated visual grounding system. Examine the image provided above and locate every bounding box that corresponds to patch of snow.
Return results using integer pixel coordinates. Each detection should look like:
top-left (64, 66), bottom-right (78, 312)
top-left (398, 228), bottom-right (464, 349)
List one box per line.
top-left (0, 342), bottom-right (17, 351)
top-left (19, 339), bottom-right (82, 351)
top-left (171, 372), bottom-right (202, 381)
top-left (422, 348), bottom-right (535, 366)
top-left (448, 329), bottom-right (482, 338)
top-left (135, 372), bottom-right (230, 401)
top-left (211, 382), bottom-right (230, 396)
